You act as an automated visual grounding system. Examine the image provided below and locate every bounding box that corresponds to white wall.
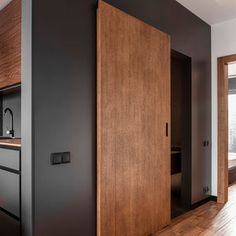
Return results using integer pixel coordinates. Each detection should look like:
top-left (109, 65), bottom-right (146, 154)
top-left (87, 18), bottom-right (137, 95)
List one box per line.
top-left (212, 18), bottom-right (236, 195)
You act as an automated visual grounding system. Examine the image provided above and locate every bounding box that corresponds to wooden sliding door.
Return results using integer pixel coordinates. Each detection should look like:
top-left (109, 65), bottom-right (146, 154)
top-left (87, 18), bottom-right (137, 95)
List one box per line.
top-left (97, 1), bottom-right (171, 235)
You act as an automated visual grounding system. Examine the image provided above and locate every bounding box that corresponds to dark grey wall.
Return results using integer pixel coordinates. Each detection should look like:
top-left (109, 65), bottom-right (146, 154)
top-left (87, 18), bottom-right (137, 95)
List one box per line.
top-left (31, 0), bottom-right (211, 235)
top-left (32, 0), bottom-right (96, 235)
top-left (2, 93), bottom-right (21, 137)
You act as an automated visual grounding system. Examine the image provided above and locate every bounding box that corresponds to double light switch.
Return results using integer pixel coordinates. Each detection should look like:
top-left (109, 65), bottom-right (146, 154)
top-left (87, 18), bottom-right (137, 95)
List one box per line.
top-left (51, 152), bottom-right (71, 165)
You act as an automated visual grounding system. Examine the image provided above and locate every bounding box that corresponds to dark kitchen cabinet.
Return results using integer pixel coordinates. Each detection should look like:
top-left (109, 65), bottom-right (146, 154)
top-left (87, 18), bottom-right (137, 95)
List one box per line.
top-left (0, 169), bottom-right (19, 217)
top-left (0, 148), bottom-right (21, 218)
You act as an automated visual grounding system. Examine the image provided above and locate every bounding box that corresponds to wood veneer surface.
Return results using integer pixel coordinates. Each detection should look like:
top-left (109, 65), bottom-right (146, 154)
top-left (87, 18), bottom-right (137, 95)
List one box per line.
top-left (218, 57), bottom-right (228, 204)
top-left (0, 138), bottom-right (21, 148)
top-left (0, 0), bottom-right (21, 88)
top-left (97, 1), bottom-right (171, 235)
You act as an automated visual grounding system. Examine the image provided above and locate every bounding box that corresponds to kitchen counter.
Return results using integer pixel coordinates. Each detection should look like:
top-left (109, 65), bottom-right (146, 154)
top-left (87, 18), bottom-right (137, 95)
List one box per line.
top-left (0, 139), bottom-right (21, 149)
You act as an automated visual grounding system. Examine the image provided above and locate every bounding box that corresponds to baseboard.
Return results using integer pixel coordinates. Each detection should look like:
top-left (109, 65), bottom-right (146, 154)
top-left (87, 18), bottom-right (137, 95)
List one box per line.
top-left (191, 195), bottom-right (217, 209)
top-left (209, 196), bottom-right (217, 202)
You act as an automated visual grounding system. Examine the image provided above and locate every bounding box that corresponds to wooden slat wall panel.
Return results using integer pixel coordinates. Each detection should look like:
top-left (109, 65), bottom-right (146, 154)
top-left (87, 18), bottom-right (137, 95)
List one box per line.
top-left (0, 0), bottom-right (21, 88)
top-left (97, 1), bottom-right (171, 235)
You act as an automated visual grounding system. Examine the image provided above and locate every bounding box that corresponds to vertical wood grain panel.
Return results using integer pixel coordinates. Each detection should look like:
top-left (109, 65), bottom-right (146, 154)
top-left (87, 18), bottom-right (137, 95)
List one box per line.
top-left (0, 0), bottom-right (21, 88)
top-left (97, 1), bottom-right (171, 235)
top-left (217, 58), bottom-right (228, 204)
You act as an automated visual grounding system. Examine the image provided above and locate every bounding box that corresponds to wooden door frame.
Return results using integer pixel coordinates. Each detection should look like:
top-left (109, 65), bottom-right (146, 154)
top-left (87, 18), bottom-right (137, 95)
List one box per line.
top-left (218, 54), bottom-right (236, 203)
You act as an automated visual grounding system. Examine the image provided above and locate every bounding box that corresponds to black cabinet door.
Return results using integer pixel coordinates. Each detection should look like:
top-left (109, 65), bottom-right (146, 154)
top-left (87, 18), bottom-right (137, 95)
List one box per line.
top-left (0, 169), bottom-right (19, 217)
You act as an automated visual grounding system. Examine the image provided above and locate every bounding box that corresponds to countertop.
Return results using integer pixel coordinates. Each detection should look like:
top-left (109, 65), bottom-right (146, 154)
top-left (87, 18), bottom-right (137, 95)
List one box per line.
top-left (0, 138), bottom-right (21, 149)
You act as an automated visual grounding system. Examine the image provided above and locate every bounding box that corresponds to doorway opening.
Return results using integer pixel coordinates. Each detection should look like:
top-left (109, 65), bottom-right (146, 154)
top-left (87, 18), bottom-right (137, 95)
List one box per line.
top-left (171, 50), bottom-right (192, 218)
top-left (218, 54), bottom-right (236, 203)
top-left (228, 63), bottom-right (236, 185)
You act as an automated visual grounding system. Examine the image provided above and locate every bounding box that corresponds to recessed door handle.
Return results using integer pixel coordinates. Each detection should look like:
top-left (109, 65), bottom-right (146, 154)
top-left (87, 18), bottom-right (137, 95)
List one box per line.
top-left (166, 123), bottom-right (168, 137)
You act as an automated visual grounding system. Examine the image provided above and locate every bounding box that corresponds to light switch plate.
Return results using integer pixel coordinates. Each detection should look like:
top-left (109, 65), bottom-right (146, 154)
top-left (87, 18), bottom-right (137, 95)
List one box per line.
top-left (51, 153), bottom-right (62, 165)
top-left (62, 152), bottom-right (71, 163)
top-left (50, 152), bottom-right (71, 165)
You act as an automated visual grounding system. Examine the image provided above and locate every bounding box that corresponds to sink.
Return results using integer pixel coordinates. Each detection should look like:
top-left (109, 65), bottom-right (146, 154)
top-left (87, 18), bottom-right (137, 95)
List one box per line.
top-left (0, 136), bottom-right (13, 140)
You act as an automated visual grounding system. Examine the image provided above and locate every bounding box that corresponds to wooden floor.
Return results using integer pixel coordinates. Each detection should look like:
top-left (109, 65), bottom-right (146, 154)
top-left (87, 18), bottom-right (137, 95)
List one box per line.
top-left (155, 183), bottom-right (236, 236)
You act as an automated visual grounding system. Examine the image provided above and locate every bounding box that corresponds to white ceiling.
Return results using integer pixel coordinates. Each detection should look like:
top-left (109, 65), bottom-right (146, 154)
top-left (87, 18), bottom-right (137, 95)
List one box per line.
top-left (0, 0), bottom-right (12, 11)
top-left (176, 0), bottom-right (236, 25)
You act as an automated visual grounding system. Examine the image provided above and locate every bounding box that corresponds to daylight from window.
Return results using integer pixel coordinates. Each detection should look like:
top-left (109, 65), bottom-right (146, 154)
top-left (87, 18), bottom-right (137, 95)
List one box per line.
top-left (228, 64), bottom-right (236, 168)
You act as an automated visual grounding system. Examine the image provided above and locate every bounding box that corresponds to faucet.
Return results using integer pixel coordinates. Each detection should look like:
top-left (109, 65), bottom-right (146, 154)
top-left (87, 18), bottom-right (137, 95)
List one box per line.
top-left (4, 108), bottom-right (14, 138)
